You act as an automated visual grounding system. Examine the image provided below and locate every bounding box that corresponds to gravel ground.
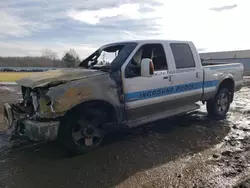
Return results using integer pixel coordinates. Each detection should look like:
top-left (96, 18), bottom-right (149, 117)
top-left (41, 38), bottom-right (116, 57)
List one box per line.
top-left (0, 79), bottom-right (249, 188)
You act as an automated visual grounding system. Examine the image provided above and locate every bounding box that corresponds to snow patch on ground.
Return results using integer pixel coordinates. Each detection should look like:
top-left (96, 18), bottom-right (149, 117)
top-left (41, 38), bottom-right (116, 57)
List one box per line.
top-left (0, 86), bottom-right (15, 92)
top-left (0, 82), bottom-right (17, 85)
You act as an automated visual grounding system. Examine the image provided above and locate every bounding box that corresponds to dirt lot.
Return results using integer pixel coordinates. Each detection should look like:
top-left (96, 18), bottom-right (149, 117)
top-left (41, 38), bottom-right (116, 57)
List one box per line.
top-left (0, 81), bottom-right (250, 188)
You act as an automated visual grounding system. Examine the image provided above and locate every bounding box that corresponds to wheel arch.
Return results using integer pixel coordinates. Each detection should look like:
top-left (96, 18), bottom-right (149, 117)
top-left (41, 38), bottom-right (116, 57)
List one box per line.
top-left (215, 77), bottom-right (235, 102)
top-left (62, 99), bottom-right (120, 124)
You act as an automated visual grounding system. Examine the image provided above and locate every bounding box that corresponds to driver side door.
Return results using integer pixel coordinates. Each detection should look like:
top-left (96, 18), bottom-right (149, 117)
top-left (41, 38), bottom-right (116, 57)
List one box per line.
top-left (122, 43), bottom-right (174, 121)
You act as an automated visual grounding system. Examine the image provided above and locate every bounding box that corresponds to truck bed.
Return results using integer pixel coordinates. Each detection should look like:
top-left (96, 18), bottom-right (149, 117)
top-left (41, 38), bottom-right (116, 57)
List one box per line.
top-left (202, 62), bottom-right (244, 101)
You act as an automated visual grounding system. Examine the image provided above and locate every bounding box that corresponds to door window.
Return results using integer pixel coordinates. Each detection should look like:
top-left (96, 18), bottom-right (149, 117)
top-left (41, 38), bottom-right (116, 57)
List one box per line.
top-left (125, 44), bottom-right (168, 78)
top-left (170, 43), bottom-right (195, 69)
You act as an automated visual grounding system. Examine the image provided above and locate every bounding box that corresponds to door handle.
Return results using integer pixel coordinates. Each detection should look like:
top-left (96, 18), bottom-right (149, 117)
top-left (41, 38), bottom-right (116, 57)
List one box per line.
top-left (169, 75), bottom-right (173, 82)
top-left (196, 72), bottom-right (200, 78)
top-left (163, 75), bottom-right (173, 84)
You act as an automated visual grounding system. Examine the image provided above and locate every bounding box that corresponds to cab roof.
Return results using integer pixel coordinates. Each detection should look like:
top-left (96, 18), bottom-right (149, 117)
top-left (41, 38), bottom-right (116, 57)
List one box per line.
top-left (105, 39), bottom-right (193, 46)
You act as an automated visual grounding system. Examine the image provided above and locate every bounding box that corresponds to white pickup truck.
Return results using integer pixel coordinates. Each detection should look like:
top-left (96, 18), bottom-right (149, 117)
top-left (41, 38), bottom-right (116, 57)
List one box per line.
top-left (3, 40), bottom-right (244, 153)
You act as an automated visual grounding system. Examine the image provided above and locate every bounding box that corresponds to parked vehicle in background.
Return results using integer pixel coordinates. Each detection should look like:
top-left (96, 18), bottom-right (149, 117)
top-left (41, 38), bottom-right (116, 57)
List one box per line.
top-left (3, 40), bottom-right (244, 153)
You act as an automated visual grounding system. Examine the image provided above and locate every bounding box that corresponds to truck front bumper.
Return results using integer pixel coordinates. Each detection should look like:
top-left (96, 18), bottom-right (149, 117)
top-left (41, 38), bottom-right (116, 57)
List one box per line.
top-left (3, 103), bottom-right (60, 141)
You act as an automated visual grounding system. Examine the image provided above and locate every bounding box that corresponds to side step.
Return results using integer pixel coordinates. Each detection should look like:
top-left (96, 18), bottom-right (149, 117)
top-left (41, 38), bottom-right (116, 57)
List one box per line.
top-left (127, 103), bottom-right (200, 128)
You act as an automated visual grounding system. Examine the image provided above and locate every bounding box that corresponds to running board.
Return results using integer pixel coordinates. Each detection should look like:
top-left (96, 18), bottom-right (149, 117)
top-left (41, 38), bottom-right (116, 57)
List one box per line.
top-left (127, 103), bottom-right (200, 128)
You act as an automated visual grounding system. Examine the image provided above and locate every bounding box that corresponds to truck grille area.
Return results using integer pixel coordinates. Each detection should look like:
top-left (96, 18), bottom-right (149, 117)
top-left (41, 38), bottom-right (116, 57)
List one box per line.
top-left (20, 87), bottom-right (39, 117)
top-left (20, 86), bottom-right (50, 118)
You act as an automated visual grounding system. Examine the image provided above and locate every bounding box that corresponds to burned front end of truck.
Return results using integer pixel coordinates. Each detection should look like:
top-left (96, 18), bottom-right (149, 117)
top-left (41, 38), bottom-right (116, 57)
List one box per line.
top-left (4, 85), bottom-right (60, 141)
top-left (2, 68), bottom-right (111, 142)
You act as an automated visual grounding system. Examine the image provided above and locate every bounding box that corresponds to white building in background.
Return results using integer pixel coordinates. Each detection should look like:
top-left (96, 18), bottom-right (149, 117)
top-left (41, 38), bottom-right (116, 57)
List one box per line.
top-left (200, 50), bottom-right (250, 59)
top-left (199, 50), bottom-right (250, 76)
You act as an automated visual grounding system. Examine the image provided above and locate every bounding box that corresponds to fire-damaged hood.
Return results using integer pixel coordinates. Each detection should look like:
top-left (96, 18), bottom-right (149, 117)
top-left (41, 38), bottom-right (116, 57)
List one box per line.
top-left (16, 68), bottom-right (107, 88)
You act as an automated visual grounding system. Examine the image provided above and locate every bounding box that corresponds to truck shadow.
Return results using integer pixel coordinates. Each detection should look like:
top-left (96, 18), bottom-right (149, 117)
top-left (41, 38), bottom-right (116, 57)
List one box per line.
top-left (0, 111), bottom-right (230, 188)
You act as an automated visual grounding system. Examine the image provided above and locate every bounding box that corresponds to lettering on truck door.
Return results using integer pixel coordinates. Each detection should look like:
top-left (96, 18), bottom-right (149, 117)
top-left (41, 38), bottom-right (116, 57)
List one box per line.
top-left (121, 42), bottom-right (175, 120)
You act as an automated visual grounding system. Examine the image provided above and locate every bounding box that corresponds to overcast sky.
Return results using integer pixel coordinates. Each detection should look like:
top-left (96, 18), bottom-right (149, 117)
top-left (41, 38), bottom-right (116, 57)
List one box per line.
top-left (0, 0), bottom-right (249, 58)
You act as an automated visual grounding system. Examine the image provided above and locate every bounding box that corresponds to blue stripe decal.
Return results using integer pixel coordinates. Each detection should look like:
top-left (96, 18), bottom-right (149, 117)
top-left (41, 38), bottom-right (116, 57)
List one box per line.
top-left (125, 80), bottom-right (219, 102)
top-left (206, 64), bottom-right (241, 70)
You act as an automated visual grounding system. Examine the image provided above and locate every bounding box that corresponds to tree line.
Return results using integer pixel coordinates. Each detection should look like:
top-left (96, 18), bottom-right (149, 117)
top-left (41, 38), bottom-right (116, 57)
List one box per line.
top-left (0, 48), bottom-right (81, 68)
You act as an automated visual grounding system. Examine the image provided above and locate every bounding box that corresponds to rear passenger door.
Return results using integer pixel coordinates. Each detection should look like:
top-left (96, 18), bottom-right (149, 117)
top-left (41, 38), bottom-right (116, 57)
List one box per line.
top-left (169, 43), bottom-right (203, 106)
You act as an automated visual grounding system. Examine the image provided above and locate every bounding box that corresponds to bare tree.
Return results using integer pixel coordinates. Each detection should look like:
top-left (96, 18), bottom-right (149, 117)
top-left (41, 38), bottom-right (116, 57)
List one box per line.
top-left (41, 48), bottom-right (58, 67)
top-left (0, 56), bottom-right (63, 68)
top-left (41, 48), bottom-right (58, 60)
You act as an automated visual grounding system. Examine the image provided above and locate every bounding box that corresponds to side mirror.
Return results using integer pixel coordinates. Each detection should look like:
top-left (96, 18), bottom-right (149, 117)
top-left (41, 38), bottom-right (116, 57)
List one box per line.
top-left (141, 58), bottom-right (154, 77)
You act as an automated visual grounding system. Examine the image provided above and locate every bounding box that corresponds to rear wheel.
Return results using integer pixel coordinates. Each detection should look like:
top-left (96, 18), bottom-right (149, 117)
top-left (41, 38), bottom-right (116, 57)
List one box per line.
top-left (60, 109), bottom-right (106, 154)
top-left (206, 88), bottom-right (231, 120)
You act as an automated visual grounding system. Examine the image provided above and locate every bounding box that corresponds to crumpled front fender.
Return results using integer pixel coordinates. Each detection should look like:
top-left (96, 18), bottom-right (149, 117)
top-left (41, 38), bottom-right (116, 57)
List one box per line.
top-left (44, 73), bottom-right (123, 122)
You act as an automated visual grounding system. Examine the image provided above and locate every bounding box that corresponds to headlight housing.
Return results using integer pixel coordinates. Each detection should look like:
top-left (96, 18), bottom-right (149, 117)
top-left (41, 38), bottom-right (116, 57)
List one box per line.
top-left (39, 95), bottom-right (53, 117)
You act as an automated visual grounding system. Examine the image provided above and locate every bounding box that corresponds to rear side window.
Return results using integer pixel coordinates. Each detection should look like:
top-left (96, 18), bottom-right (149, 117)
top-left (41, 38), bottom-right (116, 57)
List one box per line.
top-left (170, 43), bottom-right (195, 69)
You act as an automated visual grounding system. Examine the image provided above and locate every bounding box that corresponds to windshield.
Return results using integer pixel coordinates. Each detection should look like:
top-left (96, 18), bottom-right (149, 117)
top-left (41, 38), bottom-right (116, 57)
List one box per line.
top-left (79, 42), bottom-right (137, 71)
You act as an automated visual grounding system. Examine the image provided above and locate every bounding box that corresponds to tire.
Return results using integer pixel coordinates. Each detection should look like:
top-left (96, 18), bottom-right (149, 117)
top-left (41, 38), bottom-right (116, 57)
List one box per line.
top-left (59, 108), bottom-right (106, 154)
top-left (206, 88), bottom-right (231, 120)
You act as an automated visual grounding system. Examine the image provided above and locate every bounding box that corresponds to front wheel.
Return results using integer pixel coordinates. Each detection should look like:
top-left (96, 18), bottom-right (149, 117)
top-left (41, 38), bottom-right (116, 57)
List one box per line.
top-left (60, 109), bottom-right (106, 154)
top-left (206, 88), bottom-right (231, 120)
